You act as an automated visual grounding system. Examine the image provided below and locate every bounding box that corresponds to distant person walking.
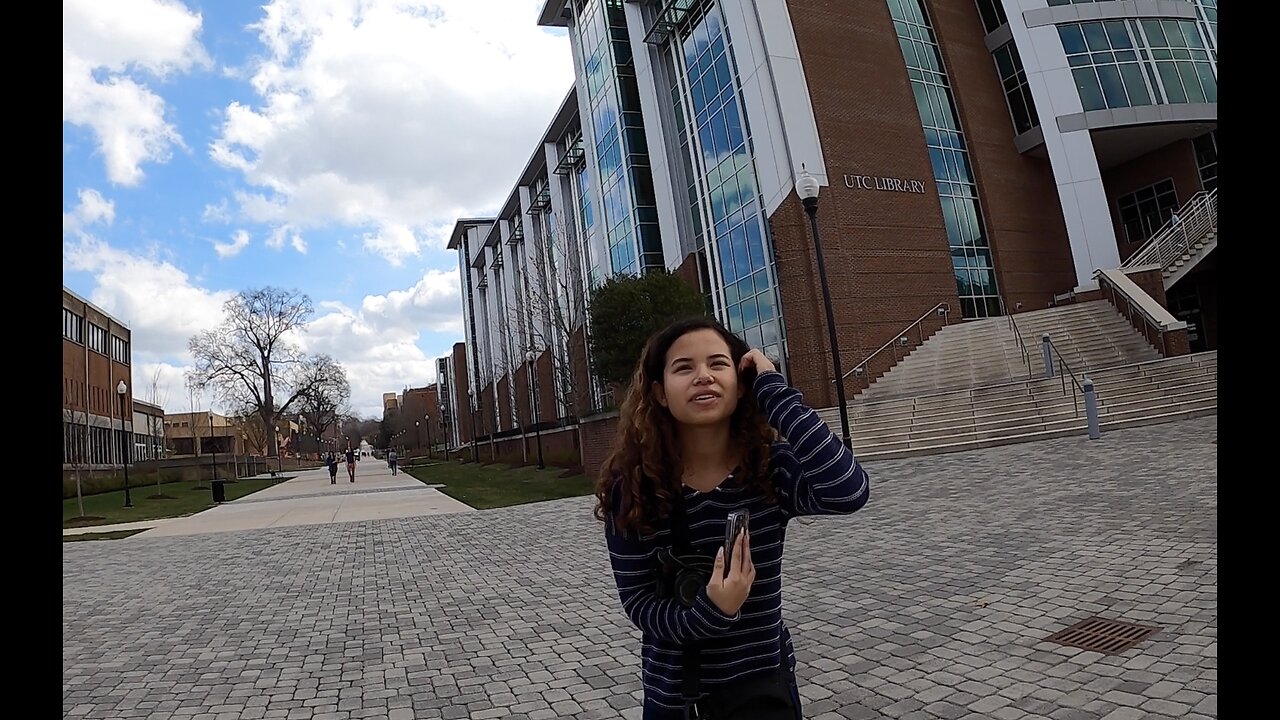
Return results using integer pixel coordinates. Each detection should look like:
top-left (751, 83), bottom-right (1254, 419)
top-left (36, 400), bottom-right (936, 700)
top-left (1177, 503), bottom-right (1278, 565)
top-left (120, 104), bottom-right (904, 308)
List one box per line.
top-left (345, 445), bottom-right (358, 483)
top-left (326, 451), bottom-right (338, 484)
top-left (388, 448), bottom-right (399, 476)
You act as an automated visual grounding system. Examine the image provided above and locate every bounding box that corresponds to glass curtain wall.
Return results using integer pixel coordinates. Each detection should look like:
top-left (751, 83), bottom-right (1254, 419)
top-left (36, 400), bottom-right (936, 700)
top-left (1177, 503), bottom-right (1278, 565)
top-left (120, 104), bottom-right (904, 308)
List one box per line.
top-left (658, 1), bottom-right (786, 359)
top-left (890, 0), bottom-right (1001, 318)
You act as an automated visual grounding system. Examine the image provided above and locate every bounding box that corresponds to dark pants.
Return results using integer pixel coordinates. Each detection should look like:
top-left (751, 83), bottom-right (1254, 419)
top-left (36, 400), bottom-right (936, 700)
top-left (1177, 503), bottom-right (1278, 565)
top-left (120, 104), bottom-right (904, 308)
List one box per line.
top-left (641, 669), bottom-right (802, 720)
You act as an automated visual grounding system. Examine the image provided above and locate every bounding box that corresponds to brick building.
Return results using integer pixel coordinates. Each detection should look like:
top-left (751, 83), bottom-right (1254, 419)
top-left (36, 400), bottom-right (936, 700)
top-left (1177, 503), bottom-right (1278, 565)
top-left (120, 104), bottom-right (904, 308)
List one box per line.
top-left (449, 0), bottom-right (1218, 473)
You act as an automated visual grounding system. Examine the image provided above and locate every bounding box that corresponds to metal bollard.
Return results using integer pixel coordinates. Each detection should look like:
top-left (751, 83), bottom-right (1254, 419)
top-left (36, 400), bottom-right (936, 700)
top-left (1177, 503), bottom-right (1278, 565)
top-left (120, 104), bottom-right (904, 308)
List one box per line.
top-left (1042, 333), bottom-right (1055, 378)
top-left (1083, 377), bottom-right (1100, 440)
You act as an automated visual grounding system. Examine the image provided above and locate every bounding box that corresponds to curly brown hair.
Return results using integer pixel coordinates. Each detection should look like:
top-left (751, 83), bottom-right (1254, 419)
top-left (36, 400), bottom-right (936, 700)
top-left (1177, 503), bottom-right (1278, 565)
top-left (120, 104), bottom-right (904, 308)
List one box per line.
top-left (594, 316), bottom-right (776, 536)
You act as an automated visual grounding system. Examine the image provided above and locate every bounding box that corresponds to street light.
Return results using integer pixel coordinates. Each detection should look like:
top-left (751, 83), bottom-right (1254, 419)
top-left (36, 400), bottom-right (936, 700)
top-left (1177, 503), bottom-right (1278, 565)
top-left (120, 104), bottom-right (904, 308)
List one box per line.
top-left (116, 381), bottom-right (133, 508)
top-left (526, 350), bottom-right (545, 469)
top-left (415, 419), bottom-right (421, 457)
top-left (797, 165), bottom-right (852, 449)
top-left (424, 413), bottom-right (433, 460)
top-left (468, 388), bottom-right (478, 463)
top-left (207, 409), bottom-right (218, 485)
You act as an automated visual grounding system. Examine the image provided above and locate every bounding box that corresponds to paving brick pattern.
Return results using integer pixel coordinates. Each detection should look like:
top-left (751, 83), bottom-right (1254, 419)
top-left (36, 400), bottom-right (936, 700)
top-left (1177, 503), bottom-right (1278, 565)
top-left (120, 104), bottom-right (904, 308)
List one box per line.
top-left (64, 417), bottom-right (1217, 719)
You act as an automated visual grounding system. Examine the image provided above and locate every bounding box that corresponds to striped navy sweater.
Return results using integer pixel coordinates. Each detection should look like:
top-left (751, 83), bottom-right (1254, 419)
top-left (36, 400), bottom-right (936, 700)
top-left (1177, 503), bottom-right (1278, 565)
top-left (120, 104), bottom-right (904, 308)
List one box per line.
top-left (604, 370), bottom-right (871, 714)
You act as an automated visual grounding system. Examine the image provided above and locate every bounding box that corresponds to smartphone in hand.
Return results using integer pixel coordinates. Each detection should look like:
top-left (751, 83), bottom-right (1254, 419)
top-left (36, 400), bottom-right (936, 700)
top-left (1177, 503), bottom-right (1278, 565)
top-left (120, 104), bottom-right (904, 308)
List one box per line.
top-left (723, 509), bottom-right (749, 575)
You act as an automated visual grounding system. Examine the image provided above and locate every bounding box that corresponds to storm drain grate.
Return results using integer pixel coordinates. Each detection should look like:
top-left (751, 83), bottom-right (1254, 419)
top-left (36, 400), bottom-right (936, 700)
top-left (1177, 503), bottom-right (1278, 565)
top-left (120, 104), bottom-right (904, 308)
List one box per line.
top-left (1044, 617), bottom-right (1161, 655)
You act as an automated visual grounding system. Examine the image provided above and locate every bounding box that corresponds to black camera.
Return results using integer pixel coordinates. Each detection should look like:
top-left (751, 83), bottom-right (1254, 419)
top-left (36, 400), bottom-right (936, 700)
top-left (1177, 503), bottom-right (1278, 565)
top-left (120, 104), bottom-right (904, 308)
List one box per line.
top-left (653, 547), bottom-right (713, 607)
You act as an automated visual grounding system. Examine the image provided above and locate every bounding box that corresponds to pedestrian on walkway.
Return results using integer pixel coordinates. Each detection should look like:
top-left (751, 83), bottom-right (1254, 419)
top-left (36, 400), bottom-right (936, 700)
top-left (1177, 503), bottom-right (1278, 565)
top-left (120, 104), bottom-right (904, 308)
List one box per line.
top-left (595, 316), bottom-right (871, 720)
top-left (326, 451), bottom-right (338, 484)
top-left (388, 448), bottom-right (398, 476)
top-left (345, 444), bottom-right (358, 483)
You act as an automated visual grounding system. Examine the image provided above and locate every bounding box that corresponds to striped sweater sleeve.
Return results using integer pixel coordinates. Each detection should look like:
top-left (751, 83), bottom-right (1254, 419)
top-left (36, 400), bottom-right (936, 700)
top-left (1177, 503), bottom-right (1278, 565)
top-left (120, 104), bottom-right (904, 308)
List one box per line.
top-left (755, 370), bottom-right (871, 517)
top-left (604, 487), bottom-right (740, 643)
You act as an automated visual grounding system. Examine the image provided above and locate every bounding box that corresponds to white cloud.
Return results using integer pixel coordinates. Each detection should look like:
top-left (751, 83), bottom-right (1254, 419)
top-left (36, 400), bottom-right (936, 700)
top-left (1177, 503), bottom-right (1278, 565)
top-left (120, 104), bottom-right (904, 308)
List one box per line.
top-left (63, 236), bottom-right (233, 363)
top-left (209, 0), bottom-right (573, 263)
top-left (300, 269), bottom-right (462, 416)
top-left (63, 0), bottom-right (211, 186)
top-left (63, 188), bottom-right (116, 234)
top-left (214, 229), bottom-right (251, 258)
top-left (66, 237), bottom-right (462, 417)
top-left (361, 224), bottom-right (419, 266)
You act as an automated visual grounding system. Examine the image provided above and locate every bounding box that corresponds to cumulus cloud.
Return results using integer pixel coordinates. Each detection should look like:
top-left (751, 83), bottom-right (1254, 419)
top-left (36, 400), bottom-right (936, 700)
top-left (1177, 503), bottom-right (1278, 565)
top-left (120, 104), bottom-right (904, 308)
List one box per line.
top-left (301, 269), bottom-right (462, 416)
top-left (63, 236), bottom-right (233, 362)
top-left (208, 0), bottom-right (573, 263)
top-left (214, 229), bottom-right (251, 258)
top-left (62, 0), bottom-right (211, 186)
top-left (265, 225), bottom-right (308, 253)
top-left (63, 188), bottom-right (116, 234)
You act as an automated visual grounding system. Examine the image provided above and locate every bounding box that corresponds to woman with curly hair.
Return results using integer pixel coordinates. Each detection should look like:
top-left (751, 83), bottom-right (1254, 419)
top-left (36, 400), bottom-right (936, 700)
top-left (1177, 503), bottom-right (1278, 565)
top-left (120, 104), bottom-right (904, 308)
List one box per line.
top-left (596, 316), bottom-right (871, 719)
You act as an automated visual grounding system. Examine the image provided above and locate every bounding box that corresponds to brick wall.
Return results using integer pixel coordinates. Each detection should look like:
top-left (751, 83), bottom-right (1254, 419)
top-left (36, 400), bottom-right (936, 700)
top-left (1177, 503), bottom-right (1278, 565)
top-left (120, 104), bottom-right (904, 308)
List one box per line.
top-left (1102, 139), bottom-right (1202, 260)
top-left (929, 0), bottom-right (1076, 309)
top-left (579, 410), bottom-right (620, 485)
top-left (451, 343), bottom-right (473, 445)
top-left (774, 0), bottom-right (1083, 406)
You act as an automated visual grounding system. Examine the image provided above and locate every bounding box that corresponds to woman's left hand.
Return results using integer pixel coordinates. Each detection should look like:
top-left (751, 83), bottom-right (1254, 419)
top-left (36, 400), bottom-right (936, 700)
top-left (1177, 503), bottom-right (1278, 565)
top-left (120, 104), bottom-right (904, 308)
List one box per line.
top-left (739, 348), bottom-right (777, 375)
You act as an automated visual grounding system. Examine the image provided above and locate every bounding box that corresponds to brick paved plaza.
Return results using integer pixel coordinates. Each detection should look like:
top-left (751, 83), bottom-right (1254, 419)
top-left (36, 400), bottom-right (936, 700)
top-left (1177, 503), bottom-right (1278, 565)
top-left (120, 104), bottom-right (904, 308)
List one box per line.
top-left (63, 416), bottom-right (1217, 720)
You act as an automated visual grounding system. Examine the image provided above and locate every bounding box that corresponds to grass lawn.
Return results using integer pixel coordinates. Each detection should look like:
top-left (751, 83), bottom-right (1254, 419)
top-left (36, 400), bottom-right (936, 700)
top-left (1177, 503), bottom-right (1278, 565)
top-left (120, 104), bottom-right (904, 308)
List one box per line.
top-left (63, 477), bottom-right (283, 528)
top-left (405, 461), bottom-right (593, 510)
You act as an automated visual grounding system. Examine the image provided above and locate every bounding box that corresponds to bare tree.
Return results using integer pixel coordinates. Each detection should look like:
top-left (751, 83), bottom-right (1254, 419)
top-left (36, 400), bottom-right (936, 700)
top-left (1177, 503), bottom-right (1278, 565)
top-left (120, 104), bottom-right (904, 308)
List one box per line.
top-left (296, 357), bottom-right (351, 447)
top-left (63, 407), bottom-right (88, 519)
top-left (186, 287), bottom-right (328, 459)
top-left (145, 367), bottom-right (170, 497)
top-left (512, 215), bottom-right (592, 419)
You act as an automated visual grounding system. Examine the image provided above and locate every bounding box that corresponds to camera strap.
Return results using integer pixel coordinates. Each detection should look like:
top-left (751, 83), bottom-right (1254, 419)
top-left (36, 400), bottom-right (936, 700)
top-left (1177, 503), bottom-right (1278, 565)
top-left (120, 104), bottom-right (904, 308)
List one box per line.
top-left (669, 487), bottom-right (707, 717)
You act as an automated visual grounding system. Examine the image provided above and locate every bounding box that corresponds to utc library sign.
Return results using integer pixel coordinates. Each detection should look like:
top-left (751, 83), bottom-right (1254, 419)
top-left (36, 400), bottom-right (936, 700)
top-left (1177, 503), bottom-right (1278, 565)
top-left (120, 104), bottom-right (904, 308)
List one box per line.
top-left (843, 173), bottom-right (927, 194)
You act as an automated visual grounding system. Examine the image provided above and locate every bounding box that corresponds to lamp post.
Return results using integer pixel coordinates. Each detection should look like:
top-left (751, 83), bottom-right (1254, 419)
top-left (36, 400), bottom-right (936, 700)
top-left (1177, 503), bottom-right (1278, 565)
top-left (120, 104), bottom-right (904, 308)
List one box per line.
top-left (468, 388), bottom-right (478, 463)
top-left (424, 413), bottom-right (433, 460)
top-left (439, 403), bottom-right (450, 461)
top-left (207, 409), bottom-right (218, 485)
top-left (797, 166), bottom-right (852, 449)
top-left (526, 351), bottom-right (545, 469)
top-left (116, 381), bottom-right (133, 508)
top-left (415, 419), bottom-right (421, 458)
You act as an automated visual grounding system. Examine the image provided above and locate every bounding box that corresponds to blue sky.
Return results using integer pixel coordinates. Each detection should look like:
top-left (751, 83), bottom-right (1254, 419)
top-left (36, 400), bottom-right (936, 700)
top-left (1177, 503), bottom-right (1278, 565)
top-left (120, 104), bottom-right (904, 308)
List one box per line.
top-left (63, 0), bottom-right (573, 418)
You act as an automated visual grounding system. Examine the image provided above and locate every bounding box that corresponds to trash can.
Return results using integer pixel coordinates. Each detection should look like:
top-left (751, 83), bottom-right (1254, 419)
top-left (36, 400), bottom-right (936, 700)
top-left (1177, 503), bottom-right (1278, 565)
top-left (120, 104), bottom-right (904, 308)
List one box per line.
top-left (211, 479), bottom-right (226, 503)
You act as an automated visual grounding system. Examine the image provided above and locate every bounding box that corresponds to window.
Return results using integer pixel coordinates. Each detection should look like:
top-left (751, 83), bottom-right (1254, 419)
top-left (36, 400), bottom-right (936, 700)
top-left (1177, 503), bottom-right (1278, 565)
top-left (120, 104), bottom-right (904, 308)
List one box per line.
top-left (1059, 19), bottom-right (1215, 111)
top-left (973, 0), bottom-right (1007, 34)
top-left (1117, 179), bottom-right (1179, 245)
top-left (1193, 131), bottom-right (1216, 191)
top-left (63, 308), bottom-right (83, 343)
top-left (993, 42), bottom-right (1039, 134)
top-left (87, 323), bottom-right (107, 354)
top-left (664, 4), bottom-right (784, 357)
top-left (893, 0), bottom-right (1001, 319)
top-left (111, 336), bottom-right (130, 364)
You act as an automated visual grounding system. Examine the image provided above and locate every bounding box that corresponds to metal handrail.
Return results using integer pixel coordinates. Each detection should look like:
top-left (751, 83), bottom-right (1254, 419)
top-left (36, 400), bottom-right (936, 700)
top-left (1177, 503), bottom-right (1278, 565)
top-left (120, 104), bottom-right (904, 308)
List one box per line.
top-left (840, 302), bottom-right (950, 381)
top-left (1095, 270), bottom-right (1168, 353)
top-left (1123, 188), bottom-right (1217, 270)
top-left (1043, 335), bottom-right (1086, 417)
top-left (999, 297), bottom-right (1033, 380)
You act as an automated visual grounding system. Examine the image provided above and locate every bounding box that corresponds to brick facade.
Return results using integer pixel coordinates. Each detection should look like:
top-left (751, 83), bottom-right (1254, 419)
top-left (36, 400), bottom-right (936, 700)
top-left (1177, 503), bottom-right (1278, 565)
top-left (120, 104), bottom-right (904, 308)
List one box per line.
top-left (1102, 138), bottom-right (1203, 261)
top-left (578, 410), bottom-right (620, 485)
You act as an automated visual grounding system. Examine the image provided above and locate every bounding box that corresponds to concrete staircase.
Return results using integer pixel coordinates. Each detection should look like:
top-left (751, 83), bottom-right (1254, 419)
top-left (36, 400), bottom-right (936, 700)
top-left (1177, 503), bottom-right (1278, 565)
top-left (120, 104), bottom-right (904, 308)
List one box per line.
top-left (1163, 228), bottom-right (1216, 289)
top-left (1123, 188), bottom-right (1217, 290)
top-left (819, 351), bottom-right (1216, 460)
top-left (858, 301), bottom-right (1161, 401)
top-left (816, 297), bottom-right (1217, 460)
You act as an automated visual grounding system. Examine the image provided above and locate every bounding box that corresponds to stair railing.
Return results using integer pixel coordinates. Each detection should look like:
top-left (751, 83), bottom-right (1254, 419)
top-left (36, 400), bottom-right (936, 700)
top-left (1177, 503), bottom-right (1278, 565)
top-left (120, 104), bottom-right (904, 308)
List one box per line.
top-left (1095, 268), bottom-right (1188, 357)
top-left (999, 297), bottom-right (1034, 380)
top-left (1043, 335), bottom-right (1086, 418)
top-left (1122, 188), bottom-right (1217, 270)
top-left (839, 302), bottom-right (950, 386)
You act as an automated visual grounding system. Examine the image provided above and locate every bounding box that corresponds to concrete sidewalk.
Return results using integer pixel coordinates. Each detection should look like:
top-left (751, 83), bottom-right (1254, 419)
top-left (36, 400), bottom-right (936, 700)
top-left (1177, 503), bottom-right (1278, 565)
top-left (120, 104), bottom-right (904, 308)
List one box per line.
top-left (66, 458), bottom-right (475, 540)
